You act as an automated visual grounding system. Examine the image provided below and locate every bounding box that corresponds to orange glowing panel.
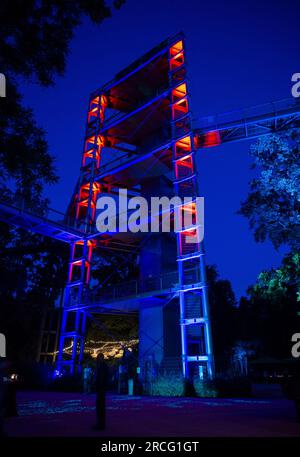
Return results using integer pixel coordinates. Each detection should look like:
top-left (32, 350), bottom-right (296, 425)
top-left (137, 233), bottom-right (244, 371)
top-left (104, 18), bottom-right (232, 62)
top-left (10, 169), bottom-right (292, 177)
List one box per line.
top-left (83, 148), bottom-right (94, 157)
top-left (182, 201), bottom-right (196, 213)
top-left (82, 135), bottom-right (104, 167)
top-left (82, 153), bottom-right (101, 168)
top-left (177, 136), bottom-right (191, 149)
top-left (177, 153), bottom-right (192, 163)
top-left (181, 202), bottom-right (197, 228)
top-left (175, 136), bottom-right (192, 158)
top-left (87, 245), bottom-right (93, 262)
top-left (77, 199), bottom-right (97, 208)
top-left (85, 135), bottom-right (104, 149)
top-left (169, 51), bottom-right (184, 71)
top-left (88, 97), bottom-right (100, 121)
top-left (77, 184), bottom-right (100, 208)
top-left (180, 229), bottom-right (200, 248)
top-left (79, 186), bottom-right (89, 200)
top-left (172, 98), bottom-right (189, 120)
top-left (68, 261), bottom-right (91, 284)
top-left (73, 241), bottom-right (93, 261)
top-left (203, 131), bottom-right (221, 147)
top-left (181, 228), bottom-right (198, 237)
top-left (194, 131), bottom-right (221, 149)
top-left (175, 156), bottom-right (194, 180)
top-left (177, 155), bottom-right (193, 167)
top-left (90, 96), bottom-right (100, 105)
top-left (101, 94), bottom-right (108, 107)
top-left (80, 182), bottom-right (101, 193)
top-left (89, 95), bottom-right (107, 110)
top-left (172, 83), bottom-right (187, 102)
top-left (169, 40), bottom-right (183, 57)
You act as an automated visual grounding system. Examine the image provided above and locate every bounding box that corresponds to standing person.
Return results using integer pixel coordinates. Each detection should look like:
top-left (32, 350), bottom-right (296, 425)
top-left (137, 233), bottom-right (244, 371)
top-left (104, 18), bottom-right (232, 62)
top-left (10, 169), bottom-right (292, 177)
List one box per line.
top-left (125, 349), bottom-right (135, 396)
top-left (119, 351), bottom-right (128, 394)
top-left (0, 359), bottom-right (5, 437)
top-left (83, 366), bottom-right (92, 394)
top-left (94, 353), bottom-right (109, 430)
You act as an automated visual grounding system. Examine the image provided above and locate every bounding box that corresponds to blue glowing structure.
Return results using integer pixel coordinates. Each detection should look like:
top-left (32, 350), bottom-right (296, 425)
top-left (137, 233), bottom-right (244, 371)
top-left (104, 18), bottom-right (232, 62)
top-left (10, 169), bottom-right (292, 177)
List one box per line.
top-left (55, 33), bottom-right (217, 378)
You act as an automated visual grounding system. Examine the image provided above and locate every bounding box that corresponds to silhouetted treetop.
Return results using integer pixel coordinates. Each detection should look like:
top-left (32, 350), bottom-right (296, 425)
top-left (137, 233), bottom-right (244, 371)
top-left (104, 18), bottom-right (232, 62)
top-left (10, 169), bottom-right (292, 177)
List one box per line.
top-left (0, 0), bottom-right (124, 85)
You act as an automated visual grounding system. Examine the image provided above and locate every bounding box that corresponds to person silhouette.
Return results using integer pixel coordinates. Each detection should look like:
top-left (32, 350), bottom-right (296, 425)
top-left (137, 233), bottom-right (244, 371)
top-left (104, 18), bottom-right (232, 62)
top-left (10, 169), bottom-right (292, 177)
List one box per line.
top-left (94, 353), bottom-right (109, 430)
top-left (0, 359), bottom-right (4, 436)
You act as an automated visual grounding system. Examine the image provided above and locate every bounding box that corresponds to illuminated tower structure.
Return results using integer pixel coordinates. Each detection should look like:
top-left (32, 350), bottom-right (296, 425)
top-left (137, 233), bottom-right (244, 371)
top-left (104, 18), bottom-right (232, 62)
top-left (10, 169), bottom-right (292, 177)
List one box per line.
top-left (56, 32), bottom-right (214, 379)
top-left (1, 34), bottom-right (299, 381)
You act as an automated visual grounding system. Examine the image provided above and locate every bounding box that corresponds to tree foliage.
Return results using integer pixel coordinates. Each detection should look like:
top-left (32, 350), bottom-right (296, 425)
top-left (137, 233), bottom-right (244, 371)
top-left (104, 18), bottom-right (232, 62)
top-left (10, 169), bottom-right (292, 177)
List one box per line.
top-left (206, 265), bottom-right (237, 372)
top-left (0, 82), bottom-right (58, 202)
top-left (0, 0), bottom-right (123, 86)
top-left (236, 252), bottom-right (300, 359)
top-left (251, 251), bottom-right (300, 302)
top-left (0, 229), bottom-right (69, 361)
top-left (0, 0), bottom-right (124, 199)
top-left (237, 124), bottom-right (300, 361)
top-left (239, 128), bottom-right (300, 250)
top-left (0, 0), bottom-right (124, 362)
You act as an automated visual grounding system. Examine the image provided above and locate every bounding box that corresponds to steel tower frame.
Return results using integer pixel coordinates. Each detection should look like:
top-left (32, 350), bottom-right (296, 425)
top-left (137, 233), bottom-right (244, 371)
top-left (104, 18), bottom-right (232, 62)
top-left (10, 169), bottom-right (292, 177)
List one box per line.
top-left (57, 94), bottom-right (107, 374)
top-left (55, 32), bottom-right (215, 378)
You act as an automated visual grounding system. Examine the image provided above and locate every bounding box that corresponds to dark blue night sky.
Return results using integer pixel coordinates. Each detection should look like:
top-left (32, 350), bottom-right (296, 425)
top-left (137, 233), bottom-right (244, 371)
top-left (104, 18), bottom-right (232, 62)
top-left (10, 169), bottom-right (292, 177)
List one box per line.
top-left (21, 0), bottom-right (300, 298)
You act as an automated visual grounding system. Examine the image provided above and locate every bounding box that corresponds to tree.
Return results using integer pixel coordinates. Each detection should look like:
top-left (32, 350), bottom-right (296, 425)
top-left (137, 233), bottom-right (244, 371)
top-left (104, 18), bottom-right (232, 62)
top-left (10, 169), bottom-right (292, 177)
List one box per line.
top-left (0, 0), bottom-right (125, 86)
top-left (0, 230), bottom-right (69, 362)
top-left (0, 0), bottom-right (124, 200)
top-left (239, 128), bottom-right (300, 250)
top-left (0, 0), bottom-right (125, 362)
top-left (0, 82), bottom-right (58, 203)
top-left (206, 265), bottom-right (237, 372)
top-left (251, 251), bottom-right (300, 303)
top-left (238, 125), bottom-right (300, 360)
top-left (236, 252), bottom-right (300, 359)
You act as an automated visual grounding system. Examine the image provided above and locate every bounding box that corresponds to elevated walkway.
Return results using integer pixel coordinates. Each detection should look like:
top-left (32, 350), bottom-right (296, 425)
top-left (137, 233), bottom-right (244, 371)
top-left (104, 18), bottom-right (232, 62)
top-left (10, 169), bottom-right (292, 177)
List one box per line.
top-left (194, 98), bottom-right (300, 147)
top-left (67, 270), bottom-right (180, 313)
top-left (0, 198), bottom-right (85, 243)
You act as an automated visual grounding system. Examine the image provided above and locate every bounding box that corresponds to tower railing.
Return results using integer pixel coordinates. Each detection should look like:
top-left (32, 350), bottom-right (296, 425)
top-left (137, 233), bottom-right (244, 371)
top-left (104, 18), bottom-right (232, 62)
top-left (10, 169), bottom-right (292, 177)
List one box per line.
top-left (88, 270), bottom-right (179, 305)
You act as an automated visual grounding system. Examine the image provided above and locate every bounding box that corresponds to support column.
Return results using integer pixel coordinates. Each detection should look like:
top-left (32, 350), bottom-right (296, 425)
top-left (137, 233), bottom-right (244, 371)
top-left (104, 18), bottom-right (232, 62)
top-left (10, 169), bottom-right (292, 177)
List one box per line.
top-left (168, 37), bottom-right (214, 380)
top-left (57, 93), bottom-right (107, 374)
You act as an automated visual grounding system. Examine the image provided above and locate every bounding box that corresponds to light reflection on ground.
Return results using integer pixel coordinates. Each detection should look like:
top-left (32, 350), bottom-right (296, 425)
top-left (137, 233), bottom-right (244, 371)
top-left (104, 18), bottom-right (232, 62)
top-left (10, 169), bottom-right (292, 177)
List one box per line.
top-left (4, 391), bottom-right (299, 437)
top-left (18, 395), bottom-right (272, 416)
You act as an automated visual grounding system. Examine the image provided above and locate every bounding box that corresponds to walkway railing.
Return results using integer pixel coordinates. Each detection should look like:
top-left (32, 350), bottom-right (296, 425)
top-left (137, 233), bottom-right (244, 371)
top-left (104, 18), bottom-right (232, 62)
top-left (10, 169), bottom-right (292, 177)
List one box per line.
top-left (0, 196), bottom-right (87, 241)
top-left (89, 270), bottom-right (179, 304)
top-left (194, 98), bottom-right (300, 132)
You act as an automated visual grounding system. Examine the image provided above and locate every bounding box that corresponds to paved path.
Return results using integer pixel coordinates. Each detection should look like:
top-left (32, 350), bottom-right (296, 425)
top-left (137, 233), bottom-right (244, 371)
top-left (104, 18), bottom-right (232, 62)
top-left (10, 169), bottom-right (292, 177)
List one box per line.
top-left (4, 391), bottom-right (300, 437)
